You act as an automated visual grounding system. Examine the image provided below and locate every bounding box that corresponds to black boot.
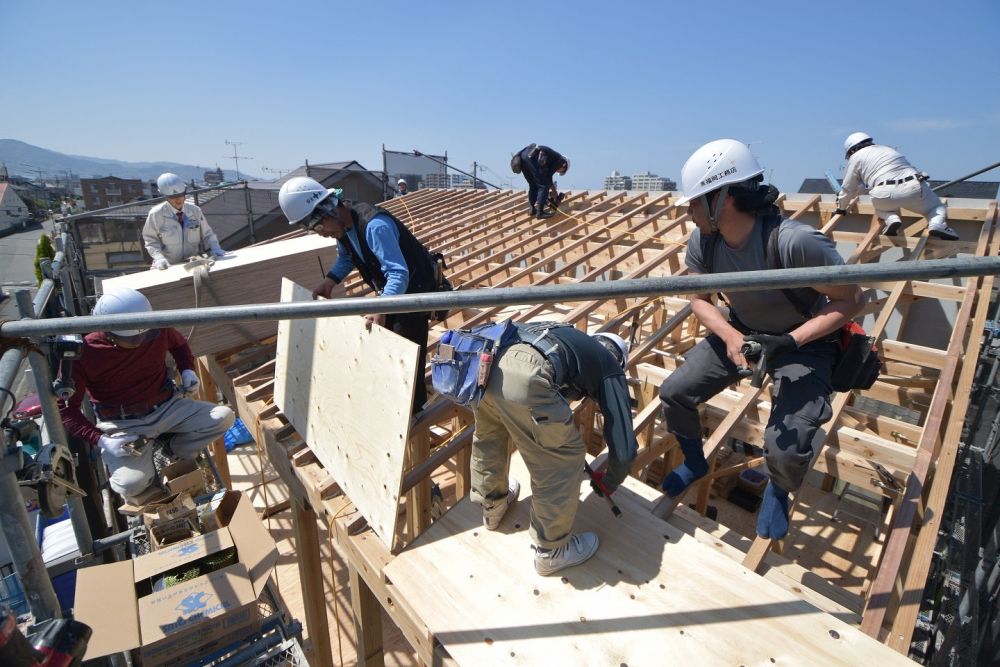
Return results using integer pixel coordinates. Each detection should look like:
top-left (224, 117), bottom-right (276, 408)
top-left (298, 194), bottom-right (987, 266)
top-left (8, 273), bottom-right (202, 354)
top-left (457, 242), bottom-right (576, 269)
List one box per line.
top-left (536, 209), bottom-right (555, 219)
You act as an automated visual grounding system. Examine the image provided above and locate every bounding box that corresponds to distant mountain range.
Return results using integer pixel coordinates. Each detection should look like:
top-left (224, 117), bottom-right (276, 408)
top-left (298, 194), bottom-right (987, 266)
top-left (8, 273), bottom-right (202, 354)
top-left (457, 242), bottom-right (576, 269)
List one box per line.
top-left (0, 139), bottom-right (252, 183)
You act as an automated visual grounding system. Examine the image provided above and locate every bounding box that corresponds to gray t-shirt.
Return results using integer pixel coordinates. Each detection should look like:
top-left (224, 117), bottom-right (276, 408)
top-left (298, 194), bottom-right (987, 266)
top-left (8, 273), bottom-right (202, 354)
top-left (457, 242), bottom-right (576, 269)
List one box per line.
top-left (685, 217), bottom-right (845, 333)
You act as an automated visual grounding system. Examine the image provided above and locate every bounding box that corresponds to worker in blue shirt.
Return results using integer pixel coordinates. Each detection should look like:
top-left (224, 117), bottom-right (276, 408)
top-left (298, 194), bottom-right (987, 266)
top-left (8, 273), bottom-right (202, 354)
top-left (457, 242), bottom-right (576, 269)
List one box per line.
top-left (278, 176), bottom-right (442, 414)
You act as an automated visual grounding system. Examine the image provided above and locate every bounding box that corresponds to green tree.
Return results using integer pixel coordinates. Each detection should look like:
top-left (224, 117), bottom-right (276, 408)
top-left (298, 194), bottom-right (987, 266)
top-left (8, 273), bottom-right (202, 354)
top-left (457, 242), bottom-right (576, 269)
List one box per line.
top-left (34, 234), bottom-right (55, 285)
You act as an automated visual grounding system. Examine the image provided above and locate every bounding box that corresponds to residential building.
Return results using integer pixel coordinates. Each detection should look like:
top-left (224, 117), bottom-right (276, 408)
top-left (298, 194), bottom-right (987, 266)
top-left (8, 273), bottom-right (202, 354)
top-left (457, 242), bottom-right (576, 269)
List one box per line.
top-left (0, 183), bottom-right (31, 233)
top-left (631, 172), bottom-right (676, 191)
top-left (204, 167), bottom-right (225, 186)
top-left (80, 176), bottom-right (144, 209)
top-left (424, 173), bottom-right (450, 188)
top-left (604, 170), bottom-right (632, 190)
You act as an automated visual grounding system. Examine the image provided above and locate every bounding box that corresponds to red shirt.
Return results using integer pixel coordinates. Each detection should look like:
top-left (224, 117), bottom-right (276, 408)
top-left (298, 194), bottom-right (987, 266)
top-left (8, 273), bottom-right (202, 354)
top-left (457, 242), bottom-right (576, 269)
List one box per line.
top-left (60, 328), bottom-right (195, 445)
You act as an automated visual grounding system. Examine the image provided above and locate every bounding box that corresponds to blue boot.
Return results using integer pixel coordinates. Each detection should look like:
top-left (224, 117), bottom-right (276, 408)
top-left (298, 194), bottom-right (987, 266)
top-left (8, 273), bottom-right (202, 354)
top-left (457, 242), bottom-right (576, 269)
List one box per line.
top-left (661, 435), bottom-right (708, 498)
top-left (757, 482), bottom-right (790, 539)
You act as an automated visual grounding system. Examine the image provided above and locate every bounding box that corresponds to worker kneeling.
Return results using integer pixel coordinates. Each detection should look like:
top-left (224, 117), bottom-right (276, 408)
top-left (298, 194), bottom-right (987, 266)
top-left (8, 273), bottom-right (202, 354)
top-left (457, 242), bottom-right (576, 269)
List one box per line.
top-left (432, 321), bottom-right (636, 576)
top-left (59, 287), bottom-right (234, 500)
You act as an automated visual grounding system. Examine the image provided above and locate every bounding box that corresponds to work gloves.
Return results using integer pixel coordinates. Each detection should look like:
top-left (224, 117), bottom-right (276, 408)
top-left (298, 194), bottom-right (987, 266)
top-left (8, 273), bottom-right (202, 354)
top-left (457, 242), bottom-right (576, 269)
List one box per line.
top-left (180, 369), bottom-right (200, 395)
top-left (743, 333), bottom-right (798, 364)
top-left (98, 433), bottom-right (141, 458)
top-left (152, 258), bottom-right (170, 270)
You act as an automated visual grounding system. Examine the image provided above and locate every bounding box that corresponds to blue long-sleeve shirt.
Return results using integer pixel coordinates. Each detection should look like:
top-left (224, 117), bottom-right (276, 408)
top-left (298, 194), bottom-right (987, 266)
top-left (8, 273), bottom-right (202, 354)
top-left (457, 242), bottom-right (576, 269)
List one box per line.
top-left (327, 213), bottom-right (410, 296)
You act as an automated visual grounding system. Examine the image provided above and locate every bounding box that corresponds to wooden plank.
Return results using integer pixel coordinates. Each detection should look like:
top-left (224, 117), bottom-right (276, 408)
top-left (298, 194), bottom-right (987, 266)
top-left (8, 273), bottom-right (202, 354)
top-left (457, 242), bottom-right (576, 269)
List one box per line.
top-left (349, 564), bottom-right (385, 667)
top-left (275, 279), bottom-right (417, 550)
top-left (384, 455), bottom-right (914, 667)
top-left (293, 498), bottom-right (334, 667)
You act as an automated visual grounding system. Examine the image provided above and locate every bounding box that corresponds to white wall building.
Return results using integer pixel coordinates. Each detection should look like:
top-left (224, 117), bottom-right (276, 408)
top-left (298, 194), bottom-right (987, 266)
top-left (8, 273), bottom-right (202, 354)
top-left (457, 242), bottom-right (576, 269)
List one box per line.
top-left (0, 183), bottom-right (31, 233)
top-left (604, 170), bottom-right (632, 190)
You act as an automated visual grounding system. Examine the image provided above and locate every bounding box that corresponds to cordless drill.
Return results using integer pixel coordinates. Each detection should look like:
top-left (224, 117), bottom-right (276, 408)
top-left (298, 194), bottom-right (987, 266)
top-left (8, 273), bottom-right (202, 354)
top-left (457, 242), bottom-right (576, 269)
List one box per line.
top-left (739, 340), bottom-right (766, 388)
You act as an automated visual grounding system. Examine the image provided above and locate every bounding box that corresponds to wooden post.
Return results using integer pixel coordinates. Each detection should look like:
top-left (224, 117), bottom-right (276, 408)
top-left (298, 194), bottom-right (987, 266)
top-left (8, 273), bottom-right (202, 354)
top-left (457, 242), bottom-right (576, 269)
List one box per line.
top-left (349, 564), bottom-right (385, 667)
top-left (407, 430), bottom-right (432, 540)
top-left (292, 498), bottom-right (334, 667)
top-left (196, 356), bottom-right (231, 488)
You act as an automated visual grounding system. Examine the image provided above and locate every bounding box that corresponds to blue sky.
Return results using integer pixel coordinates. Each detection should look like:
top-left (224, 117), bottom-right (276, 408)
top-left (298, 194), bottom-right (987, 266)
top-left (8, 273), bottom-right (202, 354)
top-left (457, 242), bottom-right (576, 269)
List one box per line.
top-left (1, 0), bottom-right (998, 193)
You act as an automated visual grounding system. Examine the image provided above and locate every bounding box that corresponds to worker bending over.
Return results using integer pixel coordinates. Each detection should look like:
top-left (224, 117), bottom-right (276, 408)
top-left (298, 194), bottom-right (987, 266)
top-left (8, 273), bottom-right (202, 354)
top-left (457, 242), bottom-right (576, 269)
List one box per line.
top-left (513, 144), bottom-right (569, 219)
top-left (658, 139), bottom-right (864, 540)
top-left (470, 324), bottom-right (635, 575)
top-left (59, 287), bottom-right (234, 500)
top-left (837, 132), bottom-right (958, 240)
top-left (278, 176), bottom-right (444, 414)
top-left (143, 172), bottom-right (226, 270)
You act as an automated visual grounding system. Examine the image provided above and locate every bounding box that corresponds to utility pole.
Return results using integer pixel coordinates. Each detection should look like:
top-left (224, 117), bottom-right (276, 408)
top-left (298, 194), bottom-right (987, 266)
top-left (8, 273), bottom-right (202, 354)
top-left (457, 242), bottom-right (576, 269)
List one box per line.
top-left (225, 140), bottom-right (253, 181)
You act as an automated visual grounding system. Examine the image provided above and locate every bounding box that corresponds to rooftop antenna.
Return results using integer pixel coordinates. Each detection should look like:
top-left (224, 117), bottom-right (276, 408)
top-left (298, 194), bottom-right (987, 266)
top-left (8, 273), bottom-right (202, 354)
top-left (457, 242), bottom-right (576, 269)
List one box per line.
top-left (225, 140), bottom-right (253, 181)
top-left (262, 167), bottom-right (291, 179)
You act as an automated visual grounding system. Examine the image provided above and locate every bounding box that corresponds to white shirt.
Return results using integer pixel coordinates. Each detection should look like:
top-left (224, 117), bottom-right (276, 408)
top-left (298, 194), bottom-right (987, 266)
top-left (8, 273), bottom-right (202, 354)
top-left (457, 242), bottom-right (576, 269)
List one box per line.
top-left (839, 144), bottom-right (919, 203)
top-left (142, 200), bottom-right (222, 264)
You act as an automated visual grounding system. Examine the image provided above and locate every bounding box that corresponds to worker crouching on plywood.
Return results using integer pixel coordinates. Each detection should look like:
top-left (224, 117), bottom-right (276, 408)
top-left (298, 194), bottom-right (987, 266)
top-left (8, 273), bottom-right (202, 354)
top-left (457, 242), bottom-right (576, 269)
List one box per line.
top-left (59, 287), bottom-right (234, 502)
top-left (440, 323), bottom-right (636, 576)
top-left (279, 176), bottom-right (446, 415)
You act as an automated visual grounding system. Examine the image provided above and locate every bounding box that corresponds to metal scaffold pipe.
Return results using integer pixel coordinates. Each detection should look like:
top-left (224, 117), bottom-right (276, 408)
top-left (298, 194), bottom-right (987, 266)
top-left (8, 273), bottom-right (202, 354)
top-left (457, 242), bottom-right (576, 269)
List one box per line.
top-left (1, 256), bottom-right (998, 338)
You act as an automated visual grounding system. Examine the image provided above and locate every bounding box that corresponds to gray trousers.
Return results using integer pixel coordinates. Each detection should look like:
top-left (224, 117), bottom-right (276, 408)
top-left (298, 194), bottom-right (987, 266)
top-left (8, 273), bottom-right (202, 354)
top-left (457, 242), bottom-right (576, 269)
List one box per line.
top-left (471, 344), bottom-right (584, 550)
top-left (97, 395), bottom-right (234, 497)
top-left (658, 334), bottom-right (838, 492)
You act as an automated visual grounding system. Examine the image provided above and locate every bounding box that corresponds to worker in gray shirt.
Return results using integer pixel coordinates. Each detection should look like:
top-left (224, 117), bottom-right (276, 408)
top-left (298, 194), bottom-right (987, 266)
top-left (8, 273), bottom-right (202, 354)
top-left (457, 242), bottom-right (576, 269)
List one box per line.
top-left (837, 132), bottom-right (958, 240)
top-left (659, 139), bottom-right (864, 540)
top-left (143, 172), bottom-right (226, 269)
top-left (471, 324), bottom-right (635, 576)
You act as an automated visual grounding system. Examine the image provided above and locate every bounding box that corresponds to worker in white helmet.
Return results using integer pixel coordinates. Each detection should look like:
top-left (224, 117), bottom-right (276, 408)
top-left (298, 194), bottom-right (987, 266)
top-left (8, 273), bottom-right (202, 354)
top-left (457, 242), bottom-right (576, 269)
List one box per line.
top-left (836, 133), bottom-right (958, 240)
top-left (59, 287), bottom-right (234, 500)
top-left (142, 172), bottom-right (226, 270)
top-left (461, 321), bottom-right (635, 575)
top-left (658, 139), bottom-right (864, 540)
top-left (278, 176), bottom-right (448, 413)
top-left (396, 178), bottom-right (409, 196)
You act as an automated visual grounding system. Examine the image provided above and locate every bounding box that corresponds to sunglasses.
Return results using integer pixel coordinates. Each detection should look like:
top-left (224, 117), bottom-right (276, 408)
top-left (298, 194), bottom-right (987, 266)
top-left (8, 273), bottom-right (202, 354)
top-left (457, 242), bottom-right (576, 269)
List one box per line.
top-left (301, 209), bottom-right (327, 232)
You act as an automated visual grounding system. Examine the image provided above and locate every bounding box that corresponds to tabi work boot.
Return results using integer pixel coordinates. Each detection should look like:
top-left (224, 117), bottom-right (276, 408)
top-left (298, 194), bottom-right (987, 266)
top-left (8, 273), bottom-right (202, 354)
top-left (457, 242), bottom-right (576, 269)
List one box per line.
top-left (482, 478), bottom-right (520, 530)
top-left (534, 532), bottom-right (599, 576)
top-left (883, 219), bottom-right (902, 236)
top-left (928, 224), bottom-right (959, 241)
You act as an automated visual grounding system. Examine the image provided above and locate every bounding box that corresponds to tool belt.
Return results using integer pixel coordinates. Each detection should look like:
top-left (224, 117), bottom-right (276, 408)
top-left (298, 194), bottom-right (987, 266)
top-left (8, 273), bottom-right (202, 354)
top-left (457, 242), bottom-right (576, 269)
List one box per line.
top-left (93, 384), bottom-right (175, 421)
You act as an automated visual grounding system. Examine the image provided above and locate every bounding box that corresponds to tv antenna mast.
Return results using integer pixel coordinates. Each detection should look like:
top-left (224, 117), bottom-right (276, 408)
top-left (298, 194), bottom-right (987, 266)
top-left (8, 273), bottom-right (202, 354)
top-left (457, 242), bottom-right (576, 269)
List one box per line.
top-left (225, 140), bottom-right (253, 180)
top-left (262, 167), bottom-right (291, 179)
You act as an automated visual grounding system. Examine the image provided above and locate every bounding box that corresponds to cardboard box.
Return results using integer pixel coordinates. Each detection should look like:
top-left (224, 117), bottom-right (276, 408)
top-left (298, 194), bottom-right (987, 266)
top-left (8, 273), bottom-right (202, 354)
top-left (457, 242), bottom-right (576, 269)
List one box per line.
top-left (75, 491), bottom-right (278, 666)
top-left (160, 459), bottom-right (205, 498)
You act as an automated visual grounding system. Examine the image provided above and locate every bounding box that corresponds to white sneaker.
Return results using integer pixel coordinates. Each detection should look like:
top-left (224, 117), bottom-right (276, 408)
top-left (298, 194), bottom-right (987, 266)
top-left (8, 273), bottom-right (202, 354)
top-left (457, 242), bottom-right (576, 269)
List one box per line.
top-left (884, 219), bottom-right (902, 236)
top-left (482, 478), bottom-right (520, 530)
top-left (533, 532), bottom-right (599, 576)
top-left (928, 225), bottom-right (959, 241)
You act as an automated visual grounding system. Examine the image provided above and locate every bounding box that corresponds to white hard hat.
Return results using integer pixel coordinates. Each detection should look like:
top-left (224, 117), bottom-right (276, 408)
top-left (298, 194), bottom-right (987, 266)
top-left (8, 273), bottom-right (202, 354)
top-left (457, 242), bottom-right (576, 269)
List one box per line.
top-left (593, 332), bottom-right (630, 370)
top-left (278, 176), bottom-right (338, 225)
top-left (397, 178), bottom-right (407, 185)
top-left (94, 287), bottom-right (152, 337)
top-left (676, 139), bottom-right (764, 206)
top-left (844, 132), bottom-right (873, 159)
top-left (157, 173), bottom-right (186, 197)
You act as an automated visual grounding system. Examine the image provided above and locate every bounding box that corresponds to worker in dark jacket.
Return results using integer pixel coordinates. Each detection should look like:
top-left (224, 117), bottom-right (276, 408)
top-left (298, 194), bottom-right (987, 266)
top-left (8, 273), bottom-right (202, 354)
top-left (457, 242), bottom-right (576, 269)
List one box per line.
top-left (516, 144), bottom-right (569, 218)
top-left (471, 323), bottom-right (635, 576)
top-left (278, 176), bottom-right (442, 414)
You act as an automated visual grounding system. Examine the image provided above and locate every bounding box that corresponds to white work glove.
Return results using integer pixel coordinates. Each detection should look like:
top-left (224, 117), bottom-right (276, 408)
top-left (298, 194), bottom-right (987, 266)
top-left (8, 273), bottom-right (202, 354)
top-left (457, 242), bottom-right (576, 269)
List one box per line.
top-left (180, 369), bottom-right (200, 395)
top-left (98, 433), bottom-right (141, 458)
top-left (153, 257), bottom-right (170, 270)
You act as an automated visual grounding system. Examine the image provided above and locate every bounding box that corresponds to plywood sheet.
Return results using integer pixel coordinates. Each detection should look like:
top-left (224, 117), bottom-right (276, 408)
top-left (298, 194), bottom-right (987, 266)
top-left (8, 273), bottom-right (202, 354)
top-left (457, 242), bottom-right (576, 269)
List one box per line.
top-left (274, 279), bottom-right (417, 549)
top-left (384, 454), bottom-right (915, 667)
top-left (101, 235), bottom-right (339, 356)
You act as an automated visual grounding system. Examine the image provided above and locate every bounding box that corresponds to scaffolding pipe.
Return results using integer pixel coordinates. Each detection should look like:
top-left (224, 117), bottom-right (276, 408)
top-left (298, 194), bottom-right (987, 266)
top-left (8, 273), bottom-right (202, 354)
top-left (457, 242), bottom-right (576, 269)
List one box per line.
top-left (932, 160), bottom-right (1000, 193)
top-left (14, 292), bottom-right (94, 558)
top-left (2, 256), bottom-right (999, 339)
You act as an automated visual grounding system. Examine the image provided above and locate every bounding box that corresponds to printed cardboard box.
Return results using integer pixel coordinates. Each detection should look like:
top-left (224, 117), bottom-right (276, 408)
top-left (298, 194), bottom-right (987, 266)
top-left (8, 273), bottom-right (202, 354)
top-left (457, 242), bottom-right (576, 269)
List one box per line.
top-left (75, 491), bottom-right (277, 666)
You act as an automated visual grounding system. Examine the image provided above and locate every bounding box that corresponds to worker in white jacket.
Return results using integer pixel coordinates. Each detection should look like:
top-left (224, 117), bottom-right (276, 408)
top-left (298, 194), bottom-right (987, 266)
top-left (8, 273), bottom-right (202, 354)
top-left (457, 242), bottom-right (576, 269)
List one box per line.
top-left (836, 133), bottom-right (958, 240)
top-left (142, 172), bottom-right (226, 269)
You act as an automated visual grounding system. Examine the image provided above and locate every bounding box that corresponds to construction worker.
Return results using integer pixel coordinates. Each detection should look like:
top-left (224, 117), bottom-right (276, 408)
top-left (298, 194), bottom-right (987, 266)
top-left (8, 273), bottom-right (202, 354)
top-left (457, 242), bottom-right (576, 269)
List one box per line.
top-left (59, 287), bottom-right (234, 500)
top-left (837, 133), bottom-right (958, 240)
top-left (658, 139), bottom-right (864, 540)
top-left (515, 144), bottom-right (569, 219)
top-left (470, 324), bottom-right (636, 575)
top-left (396, 178), bottom-right (409, 196)
top-left (278, 176), bottom-right (443, 414)
top-left (143, 172), bottom-right (226, 270)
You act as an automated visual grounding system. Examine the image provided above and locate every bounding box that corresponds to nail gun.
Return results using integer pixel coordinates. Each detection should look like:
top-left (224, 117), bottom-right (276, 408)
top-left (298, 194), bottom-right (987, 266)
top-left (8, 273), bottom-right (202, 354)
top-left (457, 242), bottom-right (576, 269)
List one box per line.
top-left (738, 340), bottom-right (766, 388)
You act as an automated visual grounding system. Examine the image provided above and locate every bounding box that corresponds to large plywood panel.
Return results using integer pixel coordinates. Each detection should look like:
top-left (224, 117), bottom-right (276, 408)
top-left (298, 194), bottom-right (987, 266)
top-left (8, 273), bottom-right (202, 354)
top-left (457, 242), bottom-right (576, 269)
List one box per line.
top-left (101, 235), bottom-right (339, 356)
top-left (384, 454), bottom-right (915, 667)
top-left (274, 279), bottom-right (417, 549)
